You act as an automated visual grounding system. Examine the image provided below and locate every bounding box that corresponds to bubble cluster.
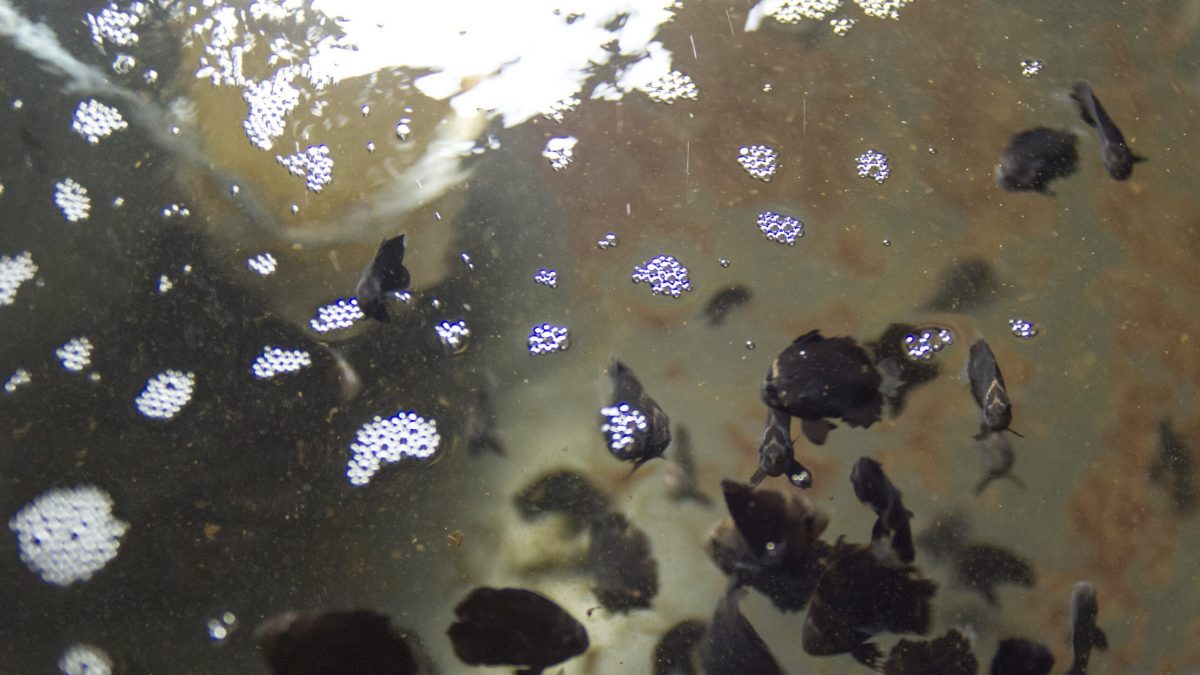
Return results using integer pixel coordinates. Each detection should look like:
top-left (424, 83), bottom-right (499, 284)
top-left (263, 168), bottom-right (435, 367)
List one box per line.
top-left (534, 268), bottom-right (558, 288)
top-left (1020, 59), bottom-right (1044, 78)
top-left (0, 251), bottom-right (38, 306)
top-left (111, 53), bottom-right (136, 75)
top-left (346, 411), bottom-right (441, 487)
top-left (241, 70), bottom-right (302, 150)
top-left (87, 3), bottom-right (142, 48)
top-left (246, 253), bottom-right (277, 275)
top-left (72, 100), bottom-right (128, 145)
top-left (58, 643), bottom-right (113, 675)
top-left (4, 368), bottom-right (32, 394)
top-left (542, 95), bottom-right (581, 123)
top-left (853, 0), bottom-right (915, 20)
top-left (641, 70), bottom-right (699, 104)
top-left (8, 486), bottom-right (129, 587)
top-left (54, 178), bottom-right (92, 222)
top-left (207, 611), bottom-right (238, 642)
top-left (596, 232), bottom-right (619, 249)
top-left (134, 370), bottom-right (196, 420)
top-left (542, 136), bottom-right (578, 171)
top-left (156, 275), bottom-right (174, 295)
top-left (56, 337), bottom-right (95, 372)
top-left (904, 327), bottom-right (954, 360)
top-left (251, 346), bottom-right (311, 380)
top-left (757, 211), bottom-right (805, 245)
top-left (737, 144), bottom-right (779, 182)
top-left (528, 323), bottom-right (570, 356)
top-left (435, 319), bottom-right (471, 355)
top-left (632, 255), bottom-right (692, 298)
top-left (856, 149), bottom-right (890, 183)
top-left (1008, 318), bottom-right (1040, 339)
top-left (600, 403), bottom-right (648, 456)
top-left (767, 0), bottom-right (842, 22)
top-left (277, 144), bottom-right (333, 192)
top-left (830, 17), bottom-right (856, 35)
top-left (309, 298), bottom-right (364, 333)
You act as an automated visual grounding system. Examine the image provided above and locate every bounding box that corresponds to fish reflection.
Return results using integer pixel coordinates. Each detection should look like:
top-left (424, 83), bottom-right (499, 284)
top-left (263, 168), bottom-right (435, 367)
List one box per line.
top-left (355, 234), bottom-right (412, 323)
top-left (699, 588), bottom-right (784, 675)
top-left (1068, 581), bottom-right (1108, 675)
top-left (447, 587), bottom-right (589, 674)
top-left (990, 638), bottom-right (1054, 675)
top-left (851, 457), bottom-right (915, 563)
top-left (974, 432), bottom-right (1024, 495)
top-left (923, 258), bottom-right (1001, 314)
top-left (952, 543), bottom-right (1035, 606)
top-left (967, 339), bottom-right (1021, 439)
top-left (995, 127), bottom-right (1078, 194)
top-left (701, 285), bottom-right (752, 327)
top-left (464, 368), bottom-right (504, 456)
top-left (665, 426), bottom-right (712, 506)
top-left (600, 360), bottom-right (672, 471)
top-left (254, 610), bottom-right (420, 675)
top-left (1070, 81), bottom-right (1144, 181)
top-left (513, 470), bottom-right (611, 534)
top-left (883, 629), bottom-right (978, 675)
top-left (1150, 419), bottom-right (1195, 514)
top-left (587, 512), bottom-right (659, 612)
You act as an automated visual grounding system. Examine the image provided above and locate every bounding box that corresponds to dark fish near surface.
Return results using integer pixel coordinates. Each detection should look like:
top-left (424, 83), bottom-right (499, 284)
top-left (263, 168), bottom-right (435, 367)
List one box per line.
top-left (1150, 419), bottom-right (1196, 514)
top-left (587, 512), bottom-right (659, 612)
top-left (701, 285), bottom-right (752, 326)
top-left (513, 470), bottom-right (611, 534)
top-left (600, 360), bottom-right (671, 471)
top-left (653, 619), bottom-right (707, 675)
top-left (1070, 81), bottom-right (1145, 180)
top-left (974, 432), bottom-right (1025, 496)
top-left (883, 629), bottom-right (978, 675)
top-left (851, 457), bottom-right (916, 563)
top-left (465, 368), bottom-right (504, 456)
top-left (995, 127), bottom-right (1078, 194)
top-left (990, 638), bottom-right (1054, 675)
top-left (666, 426), bottom-right (712, 506)
top-left (869, 323), bottom-right (942, 416)
top-left (254, 610), bottom-right (419, 675)
top-left (447, 587), bottom-right (589, 674)
top-left (952, 543), bottom-right (1035, 606)
top-left (355, 234), bottom-right (412, 323)
top-left (750, 408), bottom-right (813, 489)
top-left (968, 339), bottom-right (1020, 438)
top-left (924, 258), bottom-right (1002, 314)
top-left (1068, 581), bottom-right (1108, 675)
top-left (699, 588), bottom-right (785, 675)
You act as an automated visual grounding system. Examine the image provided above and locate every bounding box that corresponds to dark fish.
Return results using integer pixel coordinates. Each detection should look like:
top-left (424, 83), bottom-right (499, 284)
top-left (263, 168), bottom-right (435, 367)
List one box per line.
top-left (702, 285), bottom-right (752, 327)
top-left (587, 512), bottom-right (659, 612)
top-left (699, 588), bottom-right (785, 675)
top-left (254, 610), bottom-right (418, 675)
top-left (762, 330), bottom-right (884, 445)
top-left (851, 457), bottom-right (916, 563)
top-left (869, 323), bottom-right (942, 416)
top-left (447, 586), bottom-right (589, 674)
top-left (974, 432), bottom-right (1025, 495)
top-left (995, 127), bottom-right (1078, 194)
top-left (952, 543), bottom-right (1035, 606)
top-left (1068, 581), bottom-right (1108, 675)
top-left (354, 234), bottom-right (411, 323)
top-left (666, 426), bottom-right (712, 506)
top-left (883, 629), bottom-right (978, 675)
top-left (465, 368), bottom-right (504, 456)
top-left (513, 470), bottom-right (611, 534)
top-left (924, 258), bottom-right (1002, 314)
top-left (1070, 81), bottom-right (1145, 180)
top-left (915, 512), bottom-right (971, 564)
top-left (750, 408), bottom-right (813, 489)
top-left (1150, 419), bottom-right (1196, 514)
top-left (600, 360), bottom-right (671, 471)
top-left (968, 339), bottom-right (1020, 438)
top-left (653, 619), bottom-right (707, 675)
top-left (990, 638), bottom-right (1054, 675)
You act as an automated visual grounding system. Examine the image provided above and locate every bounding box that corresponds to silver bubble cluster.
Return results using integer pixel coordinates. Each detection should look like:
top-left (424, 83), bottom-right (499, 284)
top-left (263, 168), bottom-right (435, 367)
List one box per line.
top-left (528, 323), bottom-right (570, 356)
top-left (251, 346), bottom-right (312, 380)
top-left (156, 274), bottom-right (174, 295)
top-left (58, 643), bottom-right (113, 675)
top-left (737, 144), bottom-right (779, 182)
top-left (87, 3), bottom-right (143, 47)
top-left (632, 255), bottom-right (692, 298)
top-left (54, 178), bottom-right (92, 222)
top-left (134, 369), bottom-right (196, 420)
top-left (534, 268), bottom-right (559, 288)
top-left (596, 232), bottom-right (619, 249)
top-left (904, 327), bottom-right (954, 360)
top-left (1020, 59), bottom-right (1044, 78)
top-left (4, 368), bottom-right (32, 394)
top-left (346, 411), bottom-right (441, 487)
top-left (641, 71), bottom-right (699, 104)
top-left (542, 136), bottom-right (578, 171)
top-left (277, 144), bottom-right (333, 192)
top-left (250, 0), bottom-right (304, 23)
top-left (56, 337), bottom-right (95, 372)
top-left (309, 298), bottom-right (364, 333)
top-left (207, 611), bottom-right (238, 642)
top-left (853, 0), bottom-right (914, 19)
top-left (767, 0), bottom-right (842, 22)
top-left (600, 403), bottom-right (648, 456)
top-left (111, 53), bottom-right (136, 75)
top-left (246, 253), bottom-right (278, 275)
top-left (757, 211), bottom-right (805, 245)
top-left (1008, 318), bottom-right (1040, 339)
top-left (830, 17), bottom-right (856, 35)
top-left (72, 100), bottom-right (128, 145)
top-left (856, 149), bottom-right (890, 183)
top-left (241, 69), bottom-right (302, 149)
top-left (8, 486), bottom-right (129, 587)
top-left (0, 251), bottom-right (38, 306)
top-left (435, 319), bottom-right (471, 354)
top-left (542, 95), bottom-right (581, 123)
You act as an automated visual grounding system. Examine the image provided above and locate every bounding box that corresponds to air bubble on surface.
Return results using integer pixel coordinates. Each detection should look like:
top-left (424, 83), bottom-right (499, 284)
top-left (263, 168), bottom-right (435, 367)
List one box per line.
top-left (56, 337), bottom-right (95, 372)
top-left (596, 232), bottom-right (619, 249)
top-left (134, 370), bottom-right (196, 420)
top-left (1009, 318), bottom-right (1040, 338)
top-left (632, 255), bottom-right (692, 298)
top-left (600, 403), bottom-right (648, 456)
top-left (246, 253), bottom-right (277, 275)
top-left (72, 100), bottom-right (128, 144)
top-left (251, 347), bottom-right (311, 380)
top-left (160, 203), bottom-right (191, 219)
top-left (4, 368), bottom-right (32, 394)
top-left (346, 411), bottom-right (441, 487)
top-left (853, 0), bottom-right (915, 20)
top-left (206, 611), bottom-right (238, 642)
top-left (759, 0), bottom-right (842, 23)
top-left (830, 17), bottom-right (856, 35)
top-left (856, 149), bottom-right (890, 183)
top-left (309, 298), bottom-right (364, 333)
top-left (54, 178), bottom-right (91, 222)
top-left (87, 3), bottom-right (143, 47)
top-left (0, 251), bottom-right (38, 306)
top-left (156, 275), bottom-right (174, 295)
top-left (719, 258), bottom-right (731, 268)
top-left (534, 268), bottom-right (558, 288)
top-left (542, 136), bottom-right (578, 171)
top-left (9, 486), bottom-right (129, 587)
top-left (1020, 59), bottom-right (1043, 78)
top-left (528, 323), bottom-right (570, 356)
top-left (542, 95), bottom-right (581, 123)
top-left (904, 327), bottom-right (954, 360)
top-left (241, 69), bottom-right (303, 149)
top-left (58, 643), bottom-right (113, 675)
top-left (641, 70), bottom-right (699, 104)
top-left (435, 319), bottom-right (471, 355)
top-left (757, 211), bottom-right (804, 245)
top-left (277, 144), bottom-right (333, 192)
top-left (737, 144), bottom-right (779, 182)
top-left (111, 53), bottom-right (136, 75)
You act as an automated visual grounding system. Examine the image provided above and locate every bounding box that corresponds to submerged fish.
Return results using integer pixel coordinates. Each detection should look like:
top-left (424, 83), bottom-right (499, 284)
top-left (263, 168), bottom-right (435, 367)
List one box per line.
top-left (1068, 581), bottom-right (1108, 675)
top-left (701, 285), bottom-right (753, 327)
top-left (924, 258), bottom-right (1002, 314)
top-left (666, 426), bottom-right (712, 506)
top-left (354, 234), bottom-right (412, 323)
top-left (967, 339), bottom-right (1020, 438)
top-left (995, 127), bottom-right (1078, 194)
top-left (990, 638), bottom-right (1054, 675)
top-left (600, 360), bottom-right (671, 471)
top-left (883, 629), bottom-right (978, 675)
top-left (952, 543), bottom-right (1035, 606)
top-left (254, 610), bottom-right (419, 675)
top-left (750, 408), bottom-right (813, 489)
top-left (513, 470), bottom-right (611, 534)
top-left (653, 619), bottom-right (707, 675)
top-left (1150, 418), bottom-right (1196, 514)
top-left (974, 432), bottom-right (1024, 495)
top-left (1070, 81), bottom-right (1144, 180)
top-left (915, 512), bottom-right (971, 564)
top-left (447, 586), bottom-right (589, 674)
top-left (464, 368), bottom-right (505, 456)
top-left (851, 457), bottom-right (916, 563)
top-left (699, 588), bottom-right (785, 675)
top-left (587, 512), bottom-right (659, 612)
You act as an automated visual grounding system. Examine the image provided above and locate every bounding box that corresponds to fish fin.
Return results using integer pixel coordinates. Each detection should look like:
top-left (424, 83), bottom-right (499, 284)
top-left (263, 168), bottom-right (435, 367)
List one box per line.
top-left (973, 475), bottom-right (992, 497)
top-left (850, 640), bottom-right (883, 670)
top-left (1008, 474), bottom-right (1027, 490)
top-left (1007, 427), bottom-right (1026, 439)
top-left (801, 419), bottom-right (835, 445)
top-left (1132, 153), bottom-right (1148, 164)
top-left (749, 467), bottom-right (767, 487)
top-left (1093, 626), bottom-right (1108, 650)
top-left (469, 434), bottom-right (505, 456)
top-left (974, 424), bottom-right (991, 441)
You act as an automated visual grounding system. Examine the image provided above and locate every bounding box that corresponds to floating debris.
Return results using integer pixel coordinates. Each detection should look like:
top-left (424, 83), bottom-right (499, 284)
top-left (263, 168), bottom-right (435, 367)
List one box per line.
top-left (9, 485), bottom-right (129, 586)
top-left (737, 144), bottom-right (779, 182)
top-left (632, 255), bottom-right (692, 298)
top-left (56, 337), bottom-right (95, 372)
top-left (277, 144), bottom-right (333, 192)
top-left (528, 323), bottom-right (570, 356)
top-left (247, 253), bottom-right (278, 276)
top-left (447, 587), bottom-right (589, 673)
top-left (543, 136), bottom-right (578, 171)
top-left (346, 411), bottom-right (441, 487)
top-left (1008, 318), bottom-right (1039, 339)
top-left (54, 178), bottom-right (91, 222)
top-left (904, 327), bottom-right (954, 360)
top-left (58, 643), bottom-right (113, 675)
top-left (435, 319), bottom-right (471, 355)
top-left (134, 370), bottom-right (196, 420)
top-left (1020, 59), bottom-right (1044, 78)
top-left (309, 298), bottom-right (365, 333)
top-left (72, 99), bottom-right (128, 144)
top-left (642, 70), bottom-right (699, 104)
top-left (856, 149), bottom-right (891, 183)
top-left (597, 232), bottom-right (619, 249)
top-left (251, 346), bottom-right (312, 380)
top-left (757, 211), bottom-right (804, 246)
top-left (996, 128), bottom-right (1078, 194)
top-left (0, 251), bottom-right (38, 306)
top-left (465, 369), bottom-right (504, 456)
top-left (4, 368), bottom-right (32, 394)
top-left (534, 268), bottom-right (559, 288)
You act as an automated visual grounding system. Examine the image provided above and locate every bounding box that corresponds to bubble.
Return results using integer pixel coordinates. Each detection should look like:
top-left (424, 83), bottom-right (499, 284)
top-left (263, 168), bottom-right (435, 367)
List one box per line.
top-left (395, 120), bottom-right (411, 140)
top-left (542, 95), bottom-right (581, 123)
top-left (360, 104), bottom-right (370, 116)
top-left (4, 368), bottom-right (32, 394)
top-left (434, 319), bottom-right (471, 355)
top-left (460, 252), bottom-right (474, 271)
top-left (111, 53), bottom-right (136, 75)
top-left (160, 203), bottom-right (191, 219)
top-left (1020, 59), bottom-right (1044, 78)
top-left (904, 327), bottom-right (954, 360)
top-left (641, 70), bottom-right (699, 104)
top-left (9, 486), bottom-right (129, 587)
top-left (829, 17), bottom-right (856, 35)
top-left (246, 253), bottom-right (277, 275)
top-left (366, 141), bottom-right (376, 153)
top-left (853, 0), bottom-right (915, 20)
top-left (54, 178), bottom-right (92, 222)
top-left (757, 211), bottom-right (804, 245)
top-left (72, 100), bottom-right (128, 145)
top-left (277, 144), bottom-right (333, 192)
top-left (596, 232), bottom-right (619, 249)
top-left (1008, 318), bottom-right (1040, 338)
top-left (632, 255), bottom-right (692, 298)
top-left (346, 411), bottom-right (441, 487)
top-left (206, 612), bottom-right (238, 642)
top-left (87, 4), bottom-right (142, 47)
top-left (309, 298), bottom-right (365, 333)
top-left (533, 268), bottom-right (558, 288)
top-left (719, 258), bottom-right (731, 268)
top-left (156, 275), bottom-right (174, 295)
top-left (766, 0), bottom-right (842, 23)
top-left (737, 144), bottom-right (779, 182)
top-left (58, 643), bottom-right (113, 675)
top-left (251, 346), bottom-right (312, 379)
top-left (528, 323), bottom-right (571, 356)
top-left (143, 69), bottom-right (158, 85)
top-left (241, 68), bottom-right (303, 149)
top-left (882, 239), bottom-right (892, 247)
top-left (134, 370), bottom-right (196, 420)
top-left (600, 403), bottom-right (649, 456)
top-left (856, 149), bottom-right (890, 183)
top-left (542, 136), bottom-right (578, 171)
top-left (762, 83), bottom-right (774, 93)
top-left (0, 251), bottom-right (38, 306)
top-left (56, 337), bottom-right (95, 372)
top-left (746, 340), bottom-right (756, 350)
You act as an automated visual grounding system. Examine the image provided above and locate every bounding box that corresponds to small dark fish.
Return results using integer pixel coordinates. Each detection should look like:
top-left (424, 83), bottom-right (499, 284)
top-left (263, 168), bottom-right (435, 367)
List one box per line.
top-left (1068, 581), bottom-right (1108, 675)
top-left (762, 330), bottom-right (884, 445)
top-left (750, 408), bottom-right (813, 489)
top-left (653, 619), bottom-right (707, 675)
top-left (1070, 81), bottom-right (1145, 180)
top-left (924, 258), bottom-right (1002, 314)
top-left (587, 512), bottom-right (659, 612)
top-left (974, 432), bottom-right (1025, 496)
top-left (699, 588), bottom-right (785, 675)
top-left (447, 586), bottom-right (589, 675)
top-left (952, 543), bottom-right (1034, 606)
top-left (666, 426), bottom-right (712, 506)
top-left (968, 339), bottom-right (1020, 438)
top-left (702, 285), bottom-right (752, 327)
top-left (995, 127), bottom-right (1078, 194)
top-left (883, 629), bottom-right (978, 675)
top-left (254, 610), bottom-right (418, 675)
top-left (869, 323), bottom-right (942, 416)
top-left (990, 638), bottom-right (1054, 675)
top-left (915, 511), bottom-right (971, 564)
top-left (1150, 419), bottom-right (1196, 514)
top-left (513, 470), bottom-right (611, 534)
top-left (355, 234), bottom-right (411, 323)
top-left (601, 360), bottom-right (671, 471)
top-left (851, 457), bottom-right (916, 563)
top-left (465, 368), bottom-right (504, 456)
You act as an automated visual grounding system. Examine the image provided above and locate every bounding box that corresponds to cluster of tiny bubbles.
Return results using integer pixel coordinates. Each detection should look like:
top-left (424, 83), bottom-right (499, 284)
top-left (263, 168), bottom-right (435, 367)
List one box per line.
top-left (56, 337), bottom-right (95, 373)
top-left (309, 298), bottom-right (364, 333)
top-left (435, 319), bottom-right (471, 355)
top-left (542, 95), bottom-right (582, 123)
top-left (599, 403), bottom-right (649, 456)
top-left (143, 68), bottom-right (158, 85)
top-left (4, 368), bottom-right (32, 394)
top-left (0, 251), bottom-right (38, 306)
top-left (251, 346), bottom-right (312, 380)
top-left (853, 0), bottom-right (915, 20)
top-left (528, 323), bottom-right (571, 356)
top-left (757, 210), bottom-right (805, 246)
top-left (134, 369), bottom-right (196, 420)
top-left (856, 149), bottom-right (890, 184)
top-left (156, 274), bottom-right (174, 295)
top-left (746, 340), bottom-right (756, 350)
top-left (160, 202), bottom-right (191, 219)
top-left (8, 485), bottom-right (129, 587)
top-left (904, 327), bottom-right (954, 360)
top-left (241, 69), bottom-right (303, 150)
top-left (632, 255), bottom-right (693, 298)
top-left (58, 643), bottom-right (113, 675)
top-left (767, 0), bottom-right (842, 22)
top-left (737, 144), bottom-right (779, 182)
top-left (246, 252), bottom-right (277, 276)
top-left (206, 612), bottom-right (238, 643)
top-left (72, 100), bottom-right (128, 145)
top-left (596, 232), bottom-right (619, 249)
top-left (533, 268), bottom-right (559, 288)
top-left (277, 144), bottom-right (333, 192)
top-left (346, 411), bottom-right (441, 487)
top-left (111, 53), bottom-right (137, 75)
top-left (542, 136), bottom-right (578, 172)
top-left (719, 257), bottom-right (731, 268)
top-left (460, 252), bottom-right (474, 271)
top-left (1008, 318), bottom-right (1040, 339)
top-left (830, 17), bottom-right (856, 35)
top-left (54, 178), bottom-right (92, 223)
top-left (1020, 59), bottom-right (1044, 78)
top-left (641, 70), bottom-right (700, 104)
top-left (87, 2), bottom-right (144, 48)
